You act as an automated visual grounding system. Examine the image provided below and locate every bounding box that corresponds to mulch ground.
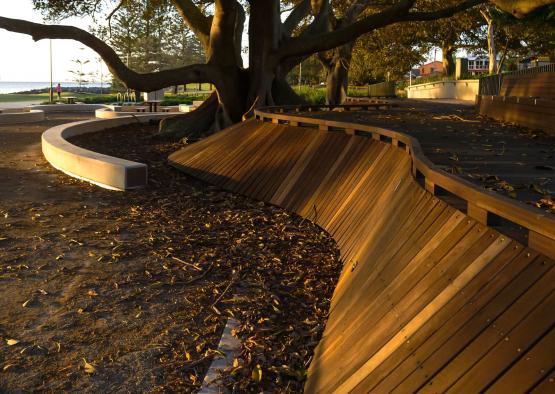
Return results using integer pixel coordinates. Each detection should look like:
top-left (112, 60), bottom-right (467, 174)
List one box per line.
top-left (0, 118), bottom-right (341, 393)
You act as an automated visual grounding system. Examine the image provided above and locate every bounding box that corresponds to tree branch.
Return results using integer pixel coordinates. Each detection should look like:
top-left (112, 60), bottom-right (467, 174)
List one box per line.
top-left (171, 0), bottom-right (212, 50)
top-left (106, 0), bottom-right (125, 37)
top-left (282, 0), bottom-right (312, 37)
top-left (489, 0), bottom-right (555, 18)
top-left (278, 0), bottom-right (487, 60)
top-left (0, 16), bottom-right (219, 90)
top-left (399, 0), bottom-right (488, 22)
top-left (278, 0), bottom-right (416, 59)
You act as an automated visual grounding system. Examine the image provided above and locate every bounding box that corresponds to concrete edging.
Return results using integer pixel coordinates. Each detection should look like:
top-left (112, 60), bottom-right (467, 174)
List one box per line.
top-left (42, 115), bottom-right (164, 191)
top-left (0, 109), bottom-right (45, 124)
top-left (95, 107), bottom-right (179, 119)
top-left (26, 103), bottom-right (109, 113)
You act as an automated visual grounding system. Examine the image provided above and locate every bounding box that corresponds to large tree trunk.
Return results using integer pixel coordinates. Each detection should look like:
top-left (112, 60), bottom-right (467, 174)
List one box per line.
top-left (442, 43), bottom-right (456, 76)
top-left (323, 44), bottom-right (354, 105)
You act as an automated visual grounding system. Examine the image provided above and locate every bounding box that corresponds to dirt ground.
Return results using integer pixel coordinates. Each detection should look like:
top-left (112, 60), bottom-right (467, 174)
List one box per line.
top-left (0, 116), bottom-right (341, 393)
top-left (309, 99), bottom-right (555, 214)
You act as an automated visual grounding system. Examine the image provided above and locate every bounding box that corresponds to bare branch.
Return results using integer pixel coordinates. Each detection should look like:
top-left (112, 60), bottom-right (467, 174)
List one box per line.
top-left (278, 0), bottom-right (487, 60)
top-left (107, 0), bottom-right (125, 37)
top-left (0, 16), bottom-right (220, 90)
top-left (279, 0), bottom-right (416, 59)
top-left (172, 0), bottom-right (212, 49)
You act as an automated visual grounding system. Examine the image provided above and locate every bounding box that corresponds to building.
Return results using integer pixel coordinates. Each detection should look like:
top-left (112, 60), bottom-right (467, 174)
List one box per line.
top-left (419, 61), bottom-right (443, 77)
top-left (467, 56), bottom-right (489, 75)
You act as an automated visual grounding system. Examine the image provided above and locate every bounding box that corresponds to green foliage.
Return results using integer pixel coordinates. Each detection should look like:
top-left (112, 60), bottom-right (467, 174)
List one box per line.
top-left (292, 86), bottom-right (326, 105)
top-left (160, 93), bottom-right (212, 105)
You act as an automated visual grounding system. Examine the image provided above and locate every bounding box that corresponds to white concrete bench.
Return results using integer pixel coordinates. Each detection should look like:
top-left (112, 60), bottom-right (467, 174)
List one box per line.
top-left (42, 115), bottom-right (169, 190)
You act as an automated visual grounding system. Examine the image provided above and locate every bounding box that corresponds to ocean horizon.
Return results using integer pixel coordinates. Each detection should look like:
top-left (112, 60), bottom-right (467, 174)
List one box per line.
top-left (0, 81), bottom-right (111, 94)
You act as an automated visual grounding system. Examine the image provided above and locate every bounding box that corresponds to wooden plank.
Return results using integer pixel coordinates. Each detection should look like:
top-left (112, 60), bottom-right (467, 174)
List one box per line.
top-left (478, 328), bottom-right (555, 392)
top-left (308, 218), bottom-right (484, 392)
top-left (331, 232), bottom-right (510, 393)
top-left (529, 231), bottom-right (555, 260)
top-left (442, 286), bottom-right (555, 393)
top-left (350, 241), bottom-right (525, 393)
top-left (391, 255), bottom-right (554, 393)
top-left (529, 369), bottom-right (555, 393)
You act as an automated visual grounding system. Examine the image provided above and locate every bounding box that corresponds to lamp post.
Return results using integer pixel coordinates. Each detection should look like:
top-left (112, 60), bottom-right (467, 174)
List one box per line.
top-left (49, 40), bottom-right (53, 103)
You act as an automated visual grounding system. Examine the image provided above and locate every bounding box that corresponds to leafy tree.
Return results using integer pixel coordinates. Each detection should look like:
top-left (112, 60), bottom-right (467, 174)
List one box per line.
top-left (0, 0), bottom-right (552, 138)
top-left (349, 23), bottom-right (429, 84)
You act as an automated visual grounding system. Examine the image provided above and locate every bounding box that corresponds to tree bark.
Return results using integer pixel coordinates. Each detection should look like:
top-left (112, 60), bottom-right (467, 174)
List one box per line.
top-left (321, 43), bottom-right (354, 105)
top-left (442, 43), bottom-right (456, 76)
top-left (481, 9), bottom-right (497, 74)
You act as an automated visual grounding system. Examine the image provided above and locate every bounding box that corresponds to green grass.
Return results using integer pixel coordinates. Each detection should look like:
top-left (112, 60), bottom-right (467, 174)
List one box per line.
top-left (293, 86), bottom-right (326, 104)
top-left (161, 93), bottom-right (212, 105)
top-left (0, 94), bottom-right (46, 103)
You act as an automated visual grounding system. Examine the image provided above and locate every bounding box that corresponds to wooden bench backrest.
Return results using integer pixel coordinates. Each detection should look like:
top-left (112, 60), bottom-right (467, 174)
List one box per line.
top-left (500, 71), bottom-right (555, 98)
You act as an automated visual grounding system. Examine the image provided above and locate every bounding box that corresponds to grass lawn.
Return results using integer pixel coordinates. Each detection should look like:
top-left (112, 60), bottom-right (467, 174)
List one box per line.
top-left (0, 94), bottom-right (45, 103)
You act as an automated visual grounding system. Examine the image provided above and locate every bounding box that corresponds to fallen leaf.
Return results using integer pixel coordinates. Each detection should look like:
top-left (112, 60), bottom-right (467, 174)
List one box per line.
top-left (6, 339), bottom-right (19, 346)
top-left (83, 358), bottom-right (96, 374)
top-left (252, 364), bottom-right (263, 382)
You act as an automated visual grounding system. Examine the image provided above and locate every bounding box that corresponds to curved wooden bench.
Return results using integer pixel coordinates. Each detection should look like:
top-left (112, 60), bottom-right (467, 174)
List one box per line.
top-left (478, 70), bottom-right (555, 135)
top-left (168, 105), bottom-right (555, 393)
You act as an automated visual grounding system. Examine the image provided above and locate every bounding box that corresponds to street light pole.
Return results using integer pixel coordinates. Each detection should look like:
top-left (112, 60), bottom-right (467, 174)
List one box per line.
top-left (49, 40), bottom-right (53, 103)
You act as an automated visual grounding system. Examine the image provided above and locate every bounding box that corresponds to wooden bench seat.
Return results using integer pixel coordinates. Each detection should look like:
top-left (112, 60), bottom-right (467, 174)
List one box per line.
top-left (168, 114), bottom-right (555, 393)
top-left (479, 70), bottom-right (555, 135)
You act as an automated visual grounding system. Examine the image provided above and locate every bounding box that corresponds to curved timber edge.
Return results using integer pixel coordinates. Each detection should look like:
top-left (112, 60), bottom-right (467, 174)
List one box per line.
top-left (254, 106), bottom-right (555, 260)
top-left (168, 105), bottom-right (555, 393)
top-left (0, 109), bottom-right (45, 124)
top-left (42, 115), bottom-right (162, 191)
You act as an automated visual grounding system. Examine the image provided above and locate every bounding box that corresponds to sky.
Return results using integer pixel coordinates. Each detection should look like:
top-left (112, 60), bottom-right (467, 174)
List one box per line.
top-left (0, 0), bottom-right (108, 82)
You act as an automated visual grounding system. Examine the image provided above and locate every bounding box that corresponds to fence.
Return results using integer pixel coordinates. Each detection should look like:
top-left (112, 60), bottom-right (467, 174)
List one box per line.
top-left (478, 63), bottom-right (555, 96)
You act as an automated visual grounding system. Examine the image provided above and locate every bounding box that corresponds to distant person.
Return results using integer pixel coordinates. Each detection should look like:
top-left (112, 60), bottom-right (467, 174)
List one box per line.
top-left (56, 83), bottom-right (62, 100)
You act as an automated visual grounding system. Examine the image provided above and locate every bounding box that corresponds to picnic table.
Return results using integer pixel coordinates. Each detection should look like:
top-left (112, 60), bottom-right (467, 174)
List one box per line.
top-left (64, 96), bottom-right (77, 104)
top-left (145, 100), bottom-right (163, 112)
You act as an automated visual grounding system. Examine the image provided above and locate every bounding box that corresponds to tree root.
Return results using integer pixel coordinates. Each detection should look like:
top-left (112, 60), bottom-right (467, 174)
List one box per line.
top-left (156, 92), bottom-right (219, 140)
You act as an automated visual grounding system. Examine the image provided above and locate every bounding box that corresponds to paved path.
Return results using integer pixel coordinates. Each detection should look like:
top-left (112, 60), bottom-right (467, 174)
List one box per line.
top-left (0, 100), bottom-right (42, 109)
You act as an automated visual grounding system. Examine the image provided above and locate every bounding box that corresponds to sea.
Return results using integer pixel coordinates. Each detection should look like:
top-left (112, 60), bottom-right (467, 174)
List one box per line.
top-left (0, 81), bottom-right (109, 94)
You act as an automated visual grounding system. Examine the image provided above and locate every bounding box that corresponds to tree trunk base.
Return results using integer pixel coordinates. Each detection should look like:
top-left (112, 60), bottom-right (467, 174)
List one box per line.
top-left (156, 93), bottom-right (219, 140)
